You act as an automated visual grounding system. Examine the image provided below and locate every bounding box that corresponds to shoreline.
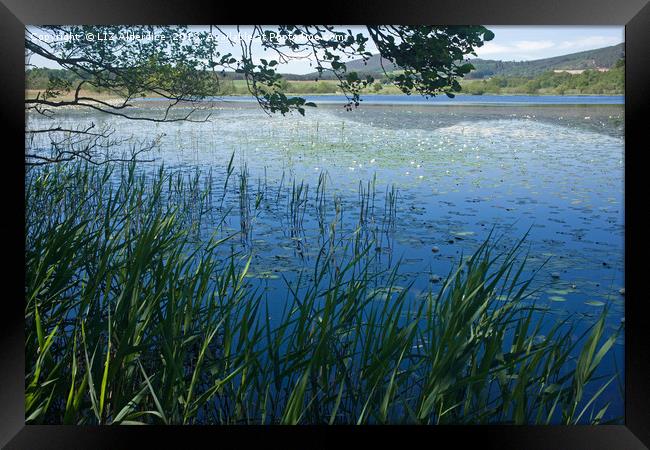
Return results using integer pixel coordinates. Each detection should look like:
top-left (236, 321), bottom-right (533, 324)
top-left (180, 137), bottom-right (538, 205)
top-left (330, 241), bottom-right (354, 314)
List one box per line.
top-left (26, 90), bottom-right (624, 103)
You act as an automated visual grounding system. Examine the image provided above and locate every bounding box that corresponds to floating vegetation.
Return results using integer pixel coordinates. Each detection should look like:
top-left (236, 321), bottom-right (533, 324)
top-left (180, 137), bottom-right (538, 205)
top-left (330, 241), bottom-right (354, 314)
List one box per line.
top-left (585, 300), bottom-right (606, 307)
top-left (547, 289), bottom-right (571, 295)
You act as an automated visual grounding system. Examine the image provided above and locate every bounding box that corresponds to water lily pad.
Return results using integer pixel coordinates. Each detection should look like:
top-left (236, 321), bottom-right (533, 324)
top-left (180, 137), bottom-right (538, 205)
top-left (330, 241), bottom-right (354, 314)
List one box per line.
top-left (547, 289), bottom-right (570, 295)
top-left (584, 300), bottom-right (606, 307)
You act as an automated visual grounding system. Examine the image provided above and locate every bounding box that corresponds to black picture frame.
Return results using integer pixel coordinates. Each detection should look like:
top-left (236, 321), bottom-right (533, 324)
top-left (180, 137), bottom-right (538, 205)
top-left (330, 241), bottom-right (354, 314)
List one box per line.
top-left (1, 1), bottom-right (648, 448)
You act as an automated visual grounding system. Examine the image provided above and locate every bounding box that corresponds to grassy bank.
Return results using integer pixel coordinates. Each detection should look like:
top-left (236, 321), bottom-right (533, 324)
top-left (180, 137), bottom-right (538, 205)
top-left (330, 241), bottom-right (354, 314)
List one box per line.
top-left (26, 162), bottom-right (621, 425)
top-left (459, 65), bottom-right (624, 96)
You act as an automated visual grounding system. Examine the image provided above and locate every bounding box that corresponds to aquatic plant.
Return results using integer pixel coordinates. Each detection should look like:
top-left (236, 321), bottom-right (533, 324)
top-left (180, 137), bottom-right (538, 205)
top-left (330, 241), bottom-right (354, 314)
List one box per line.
top-left (287, 179), bottom-right (309, 241)
top-left (25, 162), bottom-right (622, 425)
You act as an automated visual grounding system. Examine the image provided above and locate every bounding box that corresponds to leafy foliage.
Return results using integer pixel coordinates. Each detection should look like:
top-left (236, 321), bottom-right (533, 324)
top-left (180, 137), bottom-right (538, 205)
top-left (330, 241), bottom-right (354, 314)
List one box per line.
top-left (26, 25), bottom-right (493, 115)
top-left (366, 26), bottom-right (494, 99)
top-left (461, 63), bottom-right (624, 95)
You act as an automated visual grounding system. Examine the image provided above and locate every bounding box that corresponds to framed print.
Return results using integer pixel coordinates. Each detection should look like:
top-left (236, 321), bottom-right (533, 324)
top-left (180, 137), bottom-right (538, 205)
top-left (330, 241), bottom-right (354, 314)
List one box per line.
top-left (1, 0), bottom-right (648, 448)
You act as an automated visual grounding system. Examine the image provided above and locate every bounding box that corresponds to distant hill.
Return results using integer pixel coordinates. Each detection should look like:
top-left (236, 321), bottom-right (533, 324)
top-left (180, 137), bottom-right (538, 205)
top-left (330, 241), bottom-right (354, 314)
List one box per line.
top-left (309, 43), bottom-right (625, 80)
top-left (342, 54), bottom-right (397, 74)
top-left (466, 43), bottom-right (624, 78)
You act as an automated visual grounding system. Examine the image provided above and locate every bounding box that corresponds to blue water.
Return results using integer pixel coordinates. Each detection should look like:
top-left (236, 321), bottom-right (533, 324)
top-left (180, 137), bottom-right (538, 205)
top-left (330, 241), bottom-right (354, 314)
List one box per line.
top-left (27, 101), bottom-right (625, 421)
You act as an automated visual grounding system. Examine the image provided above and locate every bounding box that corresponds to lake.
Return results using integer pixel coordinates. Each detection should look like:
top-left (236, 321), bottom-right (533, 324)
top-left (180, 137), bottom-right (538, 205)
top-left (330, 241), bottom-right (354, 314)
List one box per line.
top-left (27, 99), bottom-right (625, 419)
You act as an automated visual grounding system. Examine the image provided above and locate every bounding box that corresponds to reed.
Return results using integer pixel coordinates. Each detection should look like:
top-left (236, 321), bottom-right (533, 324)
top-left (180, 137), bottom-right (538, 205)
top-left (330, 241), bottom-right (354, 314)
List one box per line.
top-left (25, 162), bottom-right (622, 425)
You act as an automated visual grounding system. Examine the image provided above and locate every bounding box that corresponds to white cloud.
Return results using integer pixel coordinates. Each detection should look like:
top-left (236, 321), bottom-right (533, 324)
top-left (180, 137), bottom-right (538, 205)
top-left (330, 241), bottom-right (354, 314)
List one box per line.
top-left (475, 42), bottom-right (513, 55)
top-left (514, 40), bottom-right (555, 51)
top-left (474, 41), bottom-right (552, 60)
top-left (474, 35), bottom-right (622, 61)
top-left (556, 36), bottom-right (621, 50)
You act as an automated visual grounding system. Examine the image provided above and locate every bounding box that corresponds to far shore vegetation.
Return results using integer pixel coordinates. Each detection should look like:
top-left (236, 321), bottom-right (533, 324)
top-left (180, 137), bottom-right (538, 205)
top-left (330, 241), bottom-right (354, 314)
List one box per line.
top-left (26, 59), bottom-right (624, 102)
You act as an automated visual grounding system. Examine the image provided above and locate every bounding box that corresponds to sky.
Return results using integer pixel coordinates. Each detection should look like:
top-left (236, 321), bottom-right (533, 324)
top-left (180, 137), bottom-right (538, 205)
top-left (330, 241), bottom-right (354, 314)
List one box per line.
top-left (27, 25), bottom-right (624, 74)
top-left (474, 26), bottom-right (623, 61)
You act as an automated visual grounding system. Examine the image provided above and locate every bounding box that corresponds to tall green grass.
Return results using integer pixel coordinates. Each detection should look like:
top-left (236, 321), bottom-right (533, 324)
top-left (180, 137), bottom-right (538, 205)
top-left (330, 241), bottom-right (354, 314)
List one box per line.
top-left (25, 162), bottom-right (621, 424)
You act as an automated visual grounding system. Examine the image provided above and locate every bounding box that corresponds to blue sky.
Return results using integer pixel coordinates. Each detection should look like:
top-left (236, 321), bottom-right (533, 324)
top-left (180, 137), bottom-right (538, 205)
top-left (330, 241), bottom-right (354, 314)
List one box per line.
top-left (27, 26), bottom-right (624, 73)
top-left (473, 26), bottom-right (623, 61)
